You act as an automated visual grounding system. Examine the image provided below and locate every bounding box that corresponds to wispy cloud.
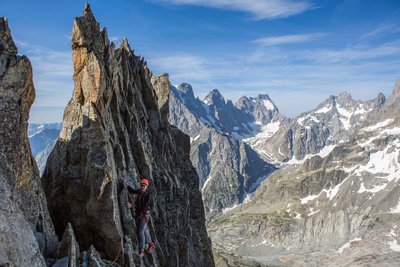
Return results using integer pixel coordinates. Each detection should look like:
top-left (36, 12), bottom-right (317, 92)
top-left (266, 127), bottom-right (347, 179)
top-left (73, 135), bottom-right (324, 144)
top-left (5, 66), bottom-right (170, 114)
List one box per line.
top-left (148, 53), bottom-right (212, 81)
top-left (148, 37), bottom-right (400, 118)
top-left (15, 40), bottom-right (73, 122)
top-left (253, 33), bottom-right (324, 46)
top-left (109, 35), bottom-right (122, 42)
top-left (300, 40), bottom-right (400, 64)
top-left (361, 23), bottom-right (400, 40)
top-left (154, 0), bottom-right (315, 20)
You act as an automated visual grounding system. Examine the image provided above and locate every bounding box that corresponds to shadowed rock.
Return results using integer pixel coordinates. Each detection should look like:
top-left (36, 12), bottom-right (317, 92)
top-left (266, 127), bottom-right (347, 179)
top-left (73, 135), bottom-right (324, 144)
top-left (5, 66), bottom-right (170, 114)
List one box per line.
top-left (42, 4), bottom-right (214, 266)
top-left (0, 16), bottom-right (57, 266)
top-left (58, 223), bottom-right (80, 266)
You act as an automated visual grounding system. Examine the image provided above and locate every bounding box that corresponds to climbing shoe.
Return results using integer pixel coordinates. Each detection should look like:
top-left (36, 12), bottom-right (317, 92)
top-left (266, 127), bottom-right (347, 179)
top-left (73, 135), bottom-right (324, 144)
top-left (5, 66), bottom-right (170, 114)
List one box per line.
top-left (146, 242), bottom-right (156, 252)
top-left (138, 251), bottom-right (144, 257)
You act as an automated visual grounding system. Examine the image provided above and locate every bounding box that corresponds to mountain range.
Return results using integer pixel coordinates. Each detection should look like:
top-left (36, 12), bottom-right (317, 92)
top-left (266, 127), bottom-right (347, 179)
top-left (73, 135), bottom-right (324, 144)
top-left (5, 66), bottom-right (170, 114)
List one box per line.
top-left (169, 80), bottom-right (400, 266)
top-left (10, 4), bottom-right (398, 266)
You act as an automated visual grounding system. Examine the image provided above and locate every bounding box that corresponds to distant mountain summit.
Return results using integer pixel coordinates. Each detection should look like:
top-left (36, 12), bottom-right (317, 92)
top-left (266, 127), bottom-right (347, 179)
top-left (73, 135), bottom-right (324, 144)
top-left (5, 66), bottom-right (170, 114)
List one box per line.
top-left (259, 91), bottom-right (386, 163)
top-left (170, 83), bottom-right (276, 222)
top-left (28, 123), bottom-right (62, 174)
top-left (235, 94), bottom-right (281, 124)
top-left (171, 83), bottom-right (287, 140)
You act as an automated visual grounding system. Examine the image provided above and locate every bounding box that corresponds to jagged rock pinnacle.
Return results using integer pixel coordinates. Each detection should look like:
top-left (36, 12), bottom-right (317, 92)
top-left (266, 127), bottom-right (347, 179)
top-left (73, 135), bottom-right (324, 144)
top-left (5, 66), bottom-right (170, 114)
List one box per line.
top-left (0, 16), bottom-right (18, 55)
top-left (83, 2), bottom-right (95, 20)
top-left (204, 88), bottom-right (225, 106)
top-left (118, 37), bottom-right (132, 53)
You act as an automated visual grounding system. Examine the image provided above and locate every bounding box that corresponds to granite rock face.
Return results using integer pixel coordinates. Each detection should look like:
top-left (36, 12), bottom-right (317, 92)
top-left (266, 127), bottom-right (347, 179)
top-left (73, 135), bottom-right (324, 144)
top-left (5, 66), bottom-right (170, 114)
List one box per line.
top-left (0, 16), bottom-right (57, 266)
top-left (42, 5), bottom-right (213, 266)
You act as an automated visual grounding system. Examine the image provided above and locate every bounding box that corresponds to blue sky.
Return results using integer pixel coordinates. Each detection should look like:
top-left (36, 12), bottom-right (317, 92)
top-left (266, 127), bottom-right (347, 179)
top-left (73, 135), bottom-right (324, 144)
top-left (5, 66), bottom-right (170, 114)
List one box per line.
top-left (2, 0), bottom-right (400, 122)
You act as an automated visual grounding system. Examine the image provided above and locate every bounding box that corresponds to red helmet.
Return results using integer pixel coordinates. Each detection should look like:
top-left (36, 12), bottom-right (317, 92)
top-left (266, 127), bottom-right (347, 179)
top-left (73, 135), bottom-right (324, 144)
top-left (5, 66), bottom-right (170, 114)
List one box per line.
top-left (140, 178), bottom-right (149, 186)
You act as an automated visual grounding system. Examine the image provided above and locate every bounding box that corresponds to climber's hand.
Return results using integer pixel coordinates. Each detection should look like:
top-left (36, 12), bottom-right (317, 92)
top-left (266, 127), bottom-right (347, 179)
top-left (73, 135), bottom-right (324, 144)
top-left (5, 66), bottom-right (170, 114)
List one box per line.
top-left (127, 202), bottom-right (133, 208)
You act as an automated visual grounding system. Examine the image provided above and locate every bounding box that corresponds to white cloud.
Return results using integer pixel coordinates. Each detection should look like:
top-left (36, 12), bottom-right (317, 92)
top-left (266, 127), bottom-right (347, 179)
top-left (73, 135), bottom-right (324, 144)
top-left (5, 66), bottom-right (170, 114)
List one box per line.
top-left (148, 40), bottom-right (400, 118)
top-left (15, 40), bottom-right (73, 122)
top-left (254, 33), bottom-right (324, 46)
top-left (360, 21), bottom-right (400, 40)
top-left (148, 53), bottom-right (212, 81)
top-left (155, 0), bottom-right (314, 20)
top-left (109, 35), bottom-right (121, 42)
top-left (14, 24), bottom-right (400, 122)
top-left (300, 40), bottom-right (400, 64)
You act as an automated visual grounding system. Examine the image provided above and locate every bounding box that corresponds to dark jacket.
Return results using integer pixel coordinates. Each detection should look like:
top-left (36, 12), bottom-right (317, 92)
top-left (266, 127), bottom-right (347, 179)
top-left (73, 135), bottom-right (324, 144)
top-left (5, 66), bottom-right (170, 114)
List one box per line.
top-left (127, 185), bottom-right (154, 217)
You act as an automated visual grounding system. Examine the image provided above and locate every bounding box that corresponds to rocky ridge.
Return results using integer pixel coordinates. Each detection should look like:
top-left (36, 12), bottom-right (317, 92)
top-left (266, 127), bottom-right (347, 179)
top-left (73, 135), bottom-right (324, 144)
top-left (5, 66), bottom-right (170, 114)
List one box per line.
top-left (258, 92), bottom-right (386, 163)
top-left (42, 4), bottom-right (214, 266)
top-left (0, 16), bottom-right (57, 266)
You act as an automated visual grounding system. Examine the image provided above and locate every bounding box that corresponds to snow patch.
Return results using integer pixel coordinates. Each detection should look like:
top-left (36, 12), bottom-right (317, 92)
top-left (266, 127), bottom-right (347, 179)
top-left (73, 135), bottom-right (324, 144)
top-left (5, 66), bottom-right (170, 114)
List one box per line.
top-left (388, 239), bottom-right (400, 252)
top-left (297, 116), bottom-right (307, 127)
top-left (287, 144), bottom-right (336, 165)
top-left (301, 175), bottom-right (349, 204)
top-left (308, 208), bottom-right (320, 216)
top-left (243, 121), bottom-right (281, 148)
top-left (314, 105), bottom-right (332, 114)
top-left (362, 119), bottom-right (394, 132)
top-left (301, 194), bottom-right (319, 204)
top-left (353, 105), bottom-right (369, 115)
top-left (337, 238), bottom-right (362, 254)
top-left (222, 204), bottom-right (239, 214)
top-left (262, 99), bottom-right (275, 110)
top-left (201, 176), bottom-right (212, 192)
top-left (336, 105), bottom-right (352, 130)
top-left (390, 198), bottom-right (400, 214)
top-left (355, 142), bottom-right (400, 193)
top-left (382, 127), bottom-right (400, 135)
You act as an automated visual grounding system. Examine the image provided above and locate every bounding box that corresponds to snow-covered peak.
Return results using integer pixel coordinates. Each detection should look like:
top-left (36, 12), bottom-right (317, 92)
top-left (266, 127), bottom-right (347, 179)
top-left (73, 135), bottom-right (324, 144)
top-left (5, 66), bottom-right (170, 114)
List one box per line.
top-left (28, 122), bottom-right (62, 137)
top-left (250, 94), bottom-right (278, 112)
top-left (295, 92), bottom-right (382, 132)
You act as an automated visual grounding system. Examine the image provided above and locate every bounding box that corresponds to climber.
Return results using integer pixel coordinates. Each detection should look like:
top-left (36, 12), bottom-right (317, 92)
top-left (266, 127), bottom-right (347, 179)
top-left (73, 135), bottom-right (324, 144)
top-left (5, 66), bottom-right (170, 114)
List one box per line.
top-left (125, 178), bottom-right (156, 257)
